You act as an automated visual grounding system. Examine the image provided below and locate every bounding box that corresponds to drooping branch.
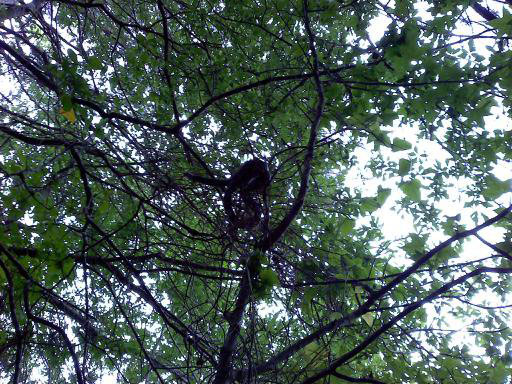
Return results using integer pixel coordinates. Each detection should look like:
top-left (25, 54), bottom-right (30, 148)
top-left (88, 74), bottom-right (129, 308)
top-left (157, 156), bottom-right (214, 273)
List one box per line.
top-left (102, 280), bottom-right (166, 384)
top-left (0, 245), bottom-right (99, 340)
top-left (23, 285), bottom-right (85, 384)
top-left (238, 204), bottom-right (512, 377)
top-left (301, 267), bottom-right (512, 384)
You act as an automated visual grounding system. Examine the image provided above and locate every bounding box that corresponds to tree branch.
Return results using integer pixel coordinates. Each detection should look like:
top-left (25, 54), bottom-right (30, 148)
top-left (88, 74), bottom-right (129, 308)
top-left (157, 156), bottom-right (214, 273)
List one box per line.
top-left (260, 0), bottom-right (325, 251)
top-left (239, 204), bottom-right (512, 377)
top-left (301, 267), bottom-right (512, 384)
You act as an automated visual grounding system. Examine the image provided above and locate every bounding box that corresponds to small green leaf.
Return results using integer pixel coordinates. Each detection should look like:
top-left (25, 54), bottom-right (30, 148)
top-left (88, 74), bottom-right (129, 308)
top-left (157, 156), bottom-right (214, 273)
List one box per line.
top-left (376, 187), bottom-right (391, 206)
top-left (61, 94), bottom-right (73, 110)
top-left (259, 269), bottom-right (279, 287)
top-left (360, 197), bottom-right (379, 214)
top-left (482, 175), bottom-right (511, 201)
top-left (437, 245), bottom-right (457, 263)
top-left (368, 126), bottom-right (391, 149)
top-left (398, 159), bottom-right (411, 176)
top-left (67, 49), bottom-right (77, 62)
top-left (392, 138), bottom-right (412, 151)
top-left (361, 312), bottom-right (374, 326)
top-left (496, 241), bottom-right (512, 254)
top-left (489, 10), bottom-right (512, 37)
top-left (403, 234), bottom-right (426, 260)
top-left (88, 56), bottom-right (103, 70)
top-left (399, 179), bottom-right (422, 201)
top-left (302, 288), bottom-right (315, 317)
top-left (339, 218), bottom-right (355, 236)
top-left (61, 258), bottom-right (74, 276)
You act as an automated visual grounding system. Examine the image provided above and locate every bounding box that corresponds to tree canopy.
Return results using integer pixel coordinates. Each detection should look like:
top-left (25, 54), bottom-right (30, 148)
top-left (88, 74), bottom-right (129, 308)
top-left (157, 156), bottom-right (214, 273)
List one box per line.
top-left (0, 0), bottom-right (511, 383)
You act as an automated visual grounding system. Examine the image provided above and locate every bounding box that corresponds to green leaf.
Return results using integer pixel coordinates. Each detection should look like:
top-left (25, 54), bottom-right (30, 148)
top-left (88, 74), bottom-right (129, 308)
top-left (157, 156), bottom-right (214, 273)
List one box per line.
top-left (339, 218), bottom-right (355, 236)
top-left (360, 197), bottom-right (380, 214)
top-left (368, 126), bottom-right (392, 149)
top-left (489, 362), bottom-right (508, 383)
top-left (437, 245), bottom-right (457, 263)
top-left (399, 179), bottom-right (422, 201)
top-left (495, 241), bottom-right (512, 254)
top-left (398, 159), bottom-right (411, 176)
top-left (302, 288), bottom-right (315, 317)
top-left (67, 48), bottom-right (77, 62)
top-left (376, 187), bottom-right (391, 206)
top-left (489, 10), bottom-right (512, 37)
top-left (482, 175), bottom-right (511, 201)
top-left (392, 138), bottom-right (412, 151)
top-left (259, 269), bottom-right (279, 287)
top-left (403, 234), bottom-right (426, 260)
top-left (88, 56), bottom-right (103, 70)
top-left (361, 312), bottom-right (374, 326)
top-left (61, 94), bottom-right (73, 110)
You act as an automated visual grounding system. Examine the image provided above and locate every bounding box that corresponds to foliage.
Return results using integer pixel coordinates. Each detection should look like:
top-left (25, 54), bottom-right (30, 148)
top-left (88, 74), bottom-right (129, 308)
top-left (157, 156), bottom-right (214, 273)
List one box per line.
top-left (0, 0), bottom-right (511, 383)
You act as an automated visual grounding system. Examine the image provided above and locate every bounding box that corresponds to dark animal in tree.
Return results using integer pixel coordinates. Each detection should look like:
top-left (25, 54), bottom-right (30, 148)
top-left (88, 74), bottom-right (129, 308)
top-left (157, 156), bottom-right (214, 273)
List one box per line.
top-left (185, 159), bottom-right (270, 229)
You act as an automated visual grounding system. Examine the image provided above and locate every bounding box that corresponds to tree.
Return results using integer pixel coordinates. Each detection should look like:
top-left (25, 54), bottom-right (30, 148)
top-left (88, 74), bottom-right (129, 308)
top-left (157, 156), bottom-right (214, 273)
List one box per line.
top-left (0, 0), bottom-right (511, 383)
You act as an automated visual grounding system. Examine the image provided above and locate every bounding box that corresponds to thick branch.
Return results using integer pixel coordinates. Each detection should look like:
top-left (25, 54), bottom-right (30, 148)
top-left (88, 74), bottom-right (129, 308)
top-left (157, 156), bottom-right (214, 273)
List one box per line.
top-left (471, 1), bottom-right (499, 21)
top-left (212, 272), bottom-right (252, 384)
top-left (213, 4), bottom-right (325, 383)
top-left (0, 0), bottom-right (45, 22)
top-left (332, 372), bottom-right (387, 384)
top-left (0, 124), bottom-right (67, 146)
top-left (0, 40), bottom-right (57, 92)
